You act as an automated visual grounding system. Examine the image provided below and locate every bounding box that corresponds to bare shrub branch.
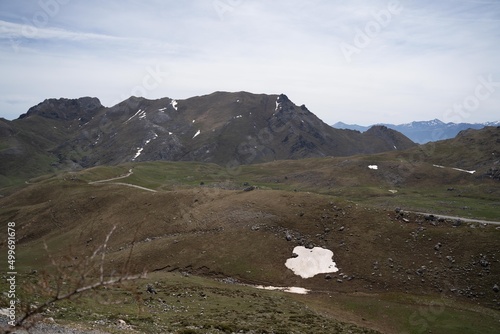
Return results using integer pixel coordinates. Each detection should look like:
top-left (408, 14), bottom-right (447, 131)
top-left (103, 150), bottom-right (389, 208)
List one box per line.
top-left (3, 225), bottom-right (146, 333)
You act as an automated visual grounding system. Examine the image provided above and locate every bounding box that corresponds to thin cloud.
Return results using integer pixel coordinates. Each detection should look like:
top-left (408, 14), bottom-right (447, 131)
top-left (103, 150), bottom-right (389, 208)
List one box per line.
top-left (0, 20), bottom-right (123, 41)
top-left (0, 0), bottom-right (499, 124)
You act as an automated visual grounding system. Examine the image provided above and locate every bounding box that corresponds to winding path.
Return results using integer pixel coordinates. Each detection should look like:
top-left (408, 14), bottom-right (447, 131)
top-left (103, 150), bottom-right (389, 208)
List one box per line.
top-left (89, 169), bottom-right (157, 192)
top-left (88, 169), bottom-right (134, 184)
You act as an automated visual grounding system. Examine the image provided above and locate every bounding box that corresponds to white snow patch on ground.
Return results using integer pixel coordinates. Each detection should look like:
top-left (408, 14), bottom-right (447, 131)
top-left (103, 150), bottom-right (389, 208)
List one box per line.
top-left (169, 132), bottom-right (173, 135)
top-left (368, 165), bottom-right (378, 170)
top-left (193, 129), bottom-right (201, 138)
top-left (452, 168), bottom-right (476, 174)
top-left (125, 109), bottom-right (143, 123)
top-left (158, 107), bottom-right (167, 112)
top-left (254, 285), bottom-right (310, 295)
top-left (236, 115), bottom-right (242, 118)
top-left (389, 189), bottom-right (398, 194)
top-left (132, 134), bottom-right (158, 161)
top-left (171, 100), bottom-right (178, 110)
top-left (285, 246), bottom-right (338, 279)
top-left (144, 133), bottom-right (158, 145)
top-left (132, 147), bottom-right (143, 161)
top-left (192, 119), bottom-right (195, 123)
top-left (393, 145), bottom-right (397, 149)
top-left (433, 164), bottom-right (475, 174)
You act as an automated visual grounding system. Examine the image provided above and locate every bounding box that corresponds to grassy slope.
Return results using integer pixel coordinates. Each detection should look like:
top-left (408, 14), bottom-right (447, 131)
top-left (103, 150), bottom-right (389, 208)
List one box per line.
top-left (65, 156), bottom-right (500, 220)
top-left (2, 271), bottom-right (498, 334)
top-left (0, 158), bottom-right (499, 333)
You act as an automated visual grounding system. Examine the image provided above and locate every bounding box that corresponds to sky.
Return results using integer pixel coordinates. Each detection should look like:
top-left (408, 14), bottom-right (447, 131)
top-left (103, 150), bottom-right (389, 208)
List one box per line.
top-left (0, 0), bottom-right (499, 125)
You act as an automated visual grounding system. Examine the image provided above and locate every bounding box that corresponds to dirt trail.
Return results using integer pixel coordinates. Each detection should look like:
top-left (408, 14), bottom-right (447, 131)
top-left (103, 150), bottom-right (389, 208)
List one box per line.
top-left (103, 182), bottom-right (157, 193)
top-left (88, 169), bottom-right (157, 192)
top-left (412, 211), bottom-right (500, 226)
top-left (88, 169), bottom-right (134, 184)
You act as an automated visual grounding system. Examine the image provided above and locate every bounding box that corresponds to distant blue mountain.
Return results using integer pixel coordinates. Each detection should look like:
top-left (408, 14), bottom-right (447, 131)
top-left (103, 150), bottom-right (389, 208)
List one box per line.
top-left (332, 119), bottom-right (500, 144)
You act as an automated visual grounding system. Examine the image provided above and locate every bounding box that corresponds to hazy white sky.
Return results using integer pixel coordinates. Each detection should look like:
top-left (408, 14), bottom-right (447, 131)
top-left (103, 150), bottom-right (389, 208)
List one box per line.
top-left (1, 0), bottom-right (499, 125)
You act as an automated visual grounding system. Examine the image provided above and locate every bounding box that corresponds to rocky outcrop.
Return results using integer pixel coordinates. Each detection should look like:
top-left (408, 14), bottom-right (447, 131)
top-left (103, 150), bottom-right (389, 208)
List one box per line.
top-left (19, 97), bottom-right (103, 121)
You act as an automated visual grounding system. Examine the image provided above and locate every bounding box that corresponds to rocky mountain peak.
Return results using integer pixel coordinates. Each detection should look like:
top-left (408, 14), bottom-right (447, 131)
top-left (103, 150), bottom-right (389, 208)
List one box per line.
top-left (19, 97), bottom-right (102, 121)
top-left (277, 93), bottom-right (289, 102)
top-left (364, 125), bottom-right (415, 151)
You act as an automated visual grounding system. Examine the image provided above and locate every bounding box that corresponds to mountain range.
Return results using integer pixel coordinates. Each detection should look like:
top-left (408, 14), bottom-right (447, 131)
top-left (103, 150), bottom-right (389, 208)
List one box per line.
top-left (332, 119), bottom-right (500, 144)
top-left (0, 91), bottom-right (416, 188)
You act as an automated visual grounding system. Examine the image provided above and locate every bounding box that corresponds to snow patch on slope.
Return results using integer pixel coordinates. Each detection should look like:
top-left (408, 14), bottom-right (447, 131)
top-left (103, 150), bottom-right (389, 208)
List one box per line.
top-left (452, 168), bottom-right (476, 174)
top-left (132, 133), bottom-right (158, 161)
top-left (433, 164), bottom-right (475, 174)
top-left (132, 147), bottom-right (143, 161)
top-left (254, 285), bottom-right (310, 295)
top-left (285, 246), bottom-right (338, 279)
top-left (124, 109), bottom-right (144, 123)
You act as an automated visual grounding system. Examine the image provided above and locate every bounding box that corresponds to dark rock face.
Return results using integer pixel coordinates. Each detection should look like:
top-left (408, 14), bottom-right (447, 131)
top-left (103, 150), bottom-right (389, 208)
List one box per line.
top-left (19, 97), bottom-right (103, 121)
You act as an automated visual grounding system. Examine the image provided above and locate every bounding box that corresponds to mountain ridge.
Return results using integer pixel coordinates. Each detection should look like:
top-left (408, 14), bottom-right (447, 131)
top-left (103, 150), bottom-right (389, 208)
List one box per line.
top-left (332, 119), bottom-right (500, 144)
